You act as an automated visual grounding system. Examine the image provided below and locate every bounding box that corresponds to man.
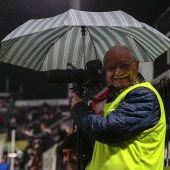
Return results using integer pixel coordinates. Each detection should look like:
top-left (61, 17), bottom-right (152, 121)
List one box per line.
top-left (23, 121), bottom-right (55, 152)
top-left (0, 156), bottom-right (10, 170)
top-left (70, 45), bottom-right (166, 170)
top-left (58, 132), bottom-right (78, 170)
top-left (58, 131), bottom-right (93, 170)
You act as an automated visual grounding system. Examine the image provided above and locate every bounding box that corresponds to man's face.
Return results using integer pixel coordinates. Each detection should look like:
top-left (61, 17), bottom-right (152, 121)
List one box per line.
top-left (104, 47), bottom-right (139, 88)
top-left (62, 148), bottom-right (78, 170)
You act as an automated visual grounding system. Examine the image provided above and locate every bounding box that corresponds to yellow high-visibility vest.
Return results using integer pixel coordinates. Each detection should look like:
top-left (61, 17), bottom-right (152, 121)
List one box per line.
top-left (86, 82), bottom-right (166, 170)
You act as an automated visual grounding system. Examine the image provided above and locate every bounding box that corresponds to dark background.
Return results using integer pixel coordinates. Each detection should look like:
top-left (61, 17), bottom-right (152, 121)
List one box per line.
top-left (0, 0), bottom-right (170, 99)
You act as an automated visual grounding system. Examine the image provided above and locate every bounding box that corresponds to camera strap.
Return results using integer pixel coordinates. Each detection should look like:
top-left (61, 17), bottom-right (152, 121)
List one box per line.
top-left (86, 93), bottom-right (108, 102)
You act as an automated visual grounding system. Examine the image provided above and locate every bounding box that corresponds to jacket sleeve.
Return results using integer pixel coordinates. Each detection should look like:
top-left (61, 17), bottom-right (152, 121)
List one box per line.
top-left (71, 87), bottom-right (160, 144)
top-left (28, 131), bottom-right (48, 140)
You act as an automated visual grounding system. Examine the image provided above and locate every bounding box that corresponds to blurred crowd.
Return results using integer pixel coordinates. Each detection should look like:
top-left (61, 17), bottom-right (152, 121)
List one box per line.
top-left (0, 95), bottom-right (72, 170)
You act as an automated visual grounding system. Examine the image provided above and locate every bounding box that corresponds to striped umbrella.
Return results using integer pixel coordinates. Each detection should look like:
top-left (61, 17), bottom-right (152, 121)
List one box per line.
top-left (0, 9), bottom-right (170, 71)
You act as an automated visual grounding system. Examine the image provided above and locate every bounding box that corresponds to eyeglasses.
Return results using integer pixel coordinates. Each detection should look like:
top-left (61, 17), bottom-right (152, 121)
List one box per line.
top-left (104, 59), bottom-right (135, 72)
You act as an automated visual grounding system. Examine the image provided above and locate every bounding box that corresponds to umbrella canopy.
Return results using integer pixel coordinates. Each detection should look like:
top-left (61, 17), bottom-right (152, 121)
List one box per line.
top-left (0, 9), bottom-right (170, 71)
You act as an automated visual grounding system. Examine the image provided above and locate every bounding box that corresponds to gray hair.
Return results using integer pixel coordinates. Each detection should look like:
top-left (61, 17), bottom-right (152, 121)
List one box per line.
top-left (103, 45), bottom-right (136, 63)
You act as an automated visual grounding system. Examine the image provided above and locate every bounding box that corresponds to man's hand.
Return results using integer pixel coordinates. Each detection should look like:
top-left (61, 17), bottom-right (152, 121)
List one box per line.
top-left (71, 92), bottom-right (84, 108)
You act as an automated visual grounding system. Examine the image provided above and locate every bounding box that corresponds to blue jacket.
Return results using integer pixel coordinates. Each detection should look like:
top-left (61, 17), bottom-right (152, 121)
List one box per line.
top-left (71, 86), bottom-right (160, 144)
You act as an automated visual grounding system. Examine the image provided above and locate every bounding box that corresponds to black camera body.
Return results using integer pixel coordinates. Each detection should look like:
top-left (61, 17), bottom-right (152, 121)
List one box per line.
top-left (48, 59), bottom-right (104, 90)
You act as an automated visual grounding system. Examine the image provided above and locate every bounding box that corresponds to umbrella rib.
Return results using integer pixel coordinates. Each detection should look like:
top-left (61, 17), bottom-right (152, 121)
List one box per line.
top-left (132, 38), bottom-right (154, 61)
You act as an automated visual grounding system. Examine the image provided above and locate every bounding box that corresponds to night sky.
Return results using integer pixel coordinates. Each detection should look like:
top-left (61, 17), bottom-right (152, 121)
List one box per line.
top-left (0, 0), bottom-right (170, 99)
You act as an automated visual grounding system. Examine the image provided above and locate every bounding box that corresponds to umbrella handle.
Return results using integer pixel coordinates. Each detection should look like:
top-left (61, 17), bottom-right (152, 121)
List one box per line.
top-left (73, 81), bottom-right (86, 170)
top-left (77, 128), bottom-right (86, 170)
